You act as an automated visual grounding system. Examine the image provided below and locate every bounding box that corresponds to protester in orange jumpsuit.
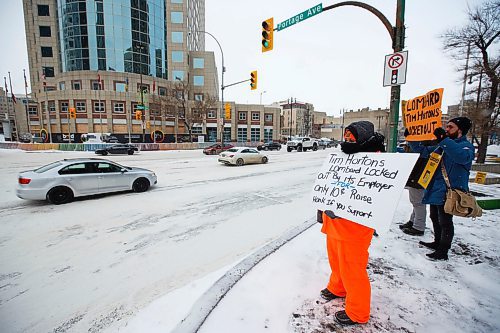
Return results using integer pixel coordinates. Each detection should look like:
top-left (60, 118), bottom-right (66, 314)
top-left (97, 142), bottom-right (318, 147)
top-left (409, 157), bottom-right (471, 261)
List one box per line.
top-left (318, 121), bottom-right (385, 325)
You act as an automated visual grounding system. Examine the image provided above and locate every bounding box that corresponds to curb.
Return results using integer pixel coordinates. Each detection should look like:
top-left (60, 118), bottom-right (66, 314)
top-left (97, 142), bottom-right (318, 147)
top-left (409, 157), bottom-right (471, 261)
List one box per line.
top-left (172, 217), bottom-right (318, 333)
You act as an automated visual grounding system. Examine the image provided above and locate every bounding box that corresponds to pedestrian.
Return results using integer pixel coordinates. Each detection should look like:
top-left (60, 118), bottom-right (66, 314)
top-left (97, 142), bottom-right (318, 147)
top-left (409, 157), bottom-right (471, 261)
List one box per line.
top-left (407, 117), bottom-right (474, 261)
top-left (399, 139), bottom-right (431, 236)
top-left (318, 121), bottom-right (385, 326)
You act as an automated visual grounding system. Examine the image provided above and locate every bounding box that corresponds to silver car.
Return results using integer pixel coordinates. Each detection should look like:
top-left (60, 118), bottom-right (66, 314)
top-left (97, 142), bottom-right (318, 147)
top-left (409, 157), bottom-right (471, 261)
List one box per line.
top-left (218, 147), bottom-right (269, 166)
top-left (16, 158), bottom-right (157, 204)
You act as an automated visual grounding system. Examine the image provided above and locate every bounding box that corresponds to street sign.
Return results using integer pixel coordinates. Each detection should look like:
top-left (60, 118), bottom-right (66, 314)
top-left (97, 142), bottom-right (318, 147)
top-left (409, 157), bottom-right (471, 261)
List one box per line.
top-left (383, 51), bottom-right (408, 86)
top-left (136, 105), bottom-right (148, 110)
top-left (277, 3), bottom-right (323, 31)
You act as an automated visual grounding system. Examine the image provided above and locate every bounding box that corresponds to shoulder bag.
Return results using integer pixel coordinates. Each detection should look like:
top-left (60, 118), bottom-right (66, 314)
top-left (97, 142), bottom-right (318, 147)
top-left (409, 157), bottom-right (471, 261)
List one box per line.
top-left (441, 162), bottom-right (482, 218)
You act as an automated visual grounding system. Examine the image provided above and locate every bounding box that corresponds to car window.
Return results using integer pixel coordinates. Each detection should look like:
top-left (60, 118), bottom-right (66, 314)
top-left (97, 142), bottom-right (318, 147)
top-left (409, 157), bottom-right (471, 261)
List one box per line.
top-left (34, 161), bottom-right (63, 173)
top-left (96, 163), bottom-right (122, 173)
top-left (227, 148), bottom-right (239, 152)
top-left (248, 149), bottom-right (259, 153)
top-left (58, 163), bottom-right (90, 175)
top-left (241, 149), bottom-right (250, 153)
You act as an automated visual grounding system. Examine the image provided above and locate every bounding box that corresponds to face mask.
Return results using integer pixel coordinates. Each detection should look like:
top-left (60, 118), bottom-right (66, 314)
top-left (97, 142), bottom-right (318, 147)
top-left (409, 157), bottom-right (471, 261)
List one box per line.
top-left (340, 141), bottom-right (362, 154)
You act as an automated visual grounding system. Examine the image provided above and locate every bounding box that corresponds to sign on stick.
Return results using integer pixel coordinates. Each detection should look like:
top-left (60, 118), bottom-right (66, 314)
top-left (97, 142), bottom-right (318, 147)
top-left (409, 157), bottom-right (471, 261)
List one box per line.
top-left (312, 152), bottom-right (418, 234)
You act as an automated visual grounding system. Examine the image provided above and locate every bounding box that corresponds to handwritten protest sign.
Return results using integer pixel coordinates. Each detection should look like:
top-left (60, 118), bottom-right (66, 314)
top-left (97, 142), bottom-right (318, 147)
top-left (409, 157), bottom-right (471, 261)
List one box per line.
top-left (403, 88), bottom-right (443, 141)
top-left (311, 152), bottom-right (418, 234)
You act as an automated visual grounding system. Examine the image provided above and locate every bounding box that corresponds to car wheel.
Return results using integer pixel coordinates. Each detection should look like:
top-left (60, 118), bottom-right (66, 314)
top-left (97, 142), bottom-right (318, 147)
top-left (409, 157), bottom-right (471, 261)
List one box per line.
top-left (287, 147), bottom-right (292, 152)
top-left (132, 178), bottom-right (150, 192)
top-left (47, 186), bottom-right (74, 205)
top-left (101, 151), bottom-right (108, 156)
top-left (262, 156), bottom-right (268, 164)
top-left (312, 144), bottom-right (318, 151)
top-left (128, 150), bottom-right (134, 155)
top-left (297, 145), bottom-right (303, 152)
top-left (236, 158), bottom-right (244, 166)
top-left (264, 147), bottom-right (268, 151)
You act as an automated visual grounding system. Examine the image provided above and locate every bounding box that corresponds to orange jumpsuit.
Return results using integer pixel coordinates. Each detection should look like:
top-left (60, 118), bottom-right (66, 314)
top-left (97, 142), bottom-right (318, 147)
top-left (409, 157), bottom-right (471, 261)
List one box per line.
top-left (321, 211), bottom-right (374, 324)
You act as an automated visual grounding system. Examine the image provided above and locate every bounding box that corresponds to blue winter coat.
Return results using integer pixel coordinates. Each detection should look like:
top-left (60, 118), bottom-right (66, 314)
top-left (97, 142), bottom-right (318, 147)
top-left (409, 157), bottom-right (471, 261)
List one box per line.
top-left (408, 136), bottom-right (475, 205)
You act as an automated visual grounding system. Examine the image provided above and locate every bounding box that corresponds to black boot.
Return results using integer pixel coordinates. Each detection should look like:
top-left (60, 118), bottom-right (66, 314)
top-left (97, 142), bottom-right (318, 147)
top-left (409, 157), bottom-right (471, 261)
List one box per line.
top-left (426, 250), bottom-right (449, 261)
top-left (320, 288), bottom-right (342, 301)
top-left (399, 220), bottom-right (413, 230)
top-left (402, 226), bottom-right (424, 236)
top-left (419, 241), bottom-right (438, 250)
top-left (335, 310), bottom-right (358, 325)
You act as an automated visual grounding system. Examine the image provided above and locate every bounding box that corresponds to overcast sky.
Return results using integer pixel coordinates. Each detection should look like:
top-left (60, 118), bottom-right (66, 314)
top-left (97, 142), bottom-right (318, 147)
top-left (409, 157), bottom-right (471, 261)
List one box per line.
top-left (0, 0), bottom-right (485, 116)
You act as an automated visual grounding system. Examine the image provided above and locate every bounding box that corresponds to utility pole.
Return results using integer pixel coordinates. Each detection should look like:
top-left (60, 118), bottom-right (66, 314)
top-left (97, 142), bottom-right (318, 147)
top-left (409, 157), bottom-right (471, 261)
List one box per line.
top-left (140, 72), bottom-right (145, 143)
top-left (459, 41), bottom-right (472, 117)
top-left (23, 69), bottom-right (31, 138)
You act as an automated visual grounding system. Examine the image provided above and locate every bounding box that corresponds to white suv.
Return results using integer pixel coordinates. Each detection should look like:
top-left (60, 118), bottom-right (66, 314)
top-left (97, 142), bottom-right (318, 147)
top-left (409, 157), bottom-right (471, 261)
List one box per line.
top-left (286, 137), bottom-right (319, 152)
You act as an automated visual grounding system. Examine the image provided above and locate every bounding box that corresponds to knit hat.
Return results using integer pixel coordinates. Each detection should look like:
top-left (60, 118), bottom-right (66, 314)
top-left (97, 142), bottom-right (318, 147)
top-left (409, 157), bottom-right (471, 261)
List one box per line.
top-left (449, 117), bottom-right (472, 135)
top-left (344, 121), bottom-right (374, 144)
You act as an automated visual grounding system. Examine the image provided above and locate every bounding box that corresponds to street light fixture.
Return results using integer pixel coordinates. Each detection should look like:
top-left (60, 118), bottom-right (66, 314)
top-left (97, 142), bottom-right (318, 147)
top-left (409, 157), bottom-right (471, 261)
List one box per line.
top-left (260, 90), bottom-right (267, 105)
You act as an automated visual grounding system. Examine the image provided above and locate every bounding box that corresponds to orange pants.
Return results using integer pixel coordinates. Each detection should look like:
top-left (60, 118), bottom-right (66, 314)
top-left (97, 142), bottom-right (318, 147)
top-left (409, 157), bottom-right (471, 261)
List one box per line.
top-left (321, 212), bottom-right (373, 323)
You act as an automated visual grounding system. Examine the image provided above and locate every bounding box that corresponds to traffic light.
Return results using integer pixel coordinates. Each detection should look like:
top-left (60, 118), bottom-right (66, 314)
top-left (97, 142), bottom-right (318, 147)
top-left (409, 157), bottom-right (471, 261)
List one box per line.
top-left (250, 70), bottom-right (257, 90)
top-left (135, 110), bottom-right (142, 120)
top-left (225, 103), bottom-right (231, 119)
top-left (69, 107), bottom-right (76, 119)
top-left (261, 18), bottom-right (274, 52)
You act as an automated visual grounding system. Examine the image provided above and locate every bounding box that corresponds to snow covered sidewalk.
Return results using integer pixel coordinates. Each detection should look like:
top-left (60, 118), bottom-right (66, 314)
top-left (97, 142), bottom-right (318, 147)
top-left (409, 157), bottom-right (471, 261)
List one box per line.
top-left (115, 185), bottom-right (500, 333)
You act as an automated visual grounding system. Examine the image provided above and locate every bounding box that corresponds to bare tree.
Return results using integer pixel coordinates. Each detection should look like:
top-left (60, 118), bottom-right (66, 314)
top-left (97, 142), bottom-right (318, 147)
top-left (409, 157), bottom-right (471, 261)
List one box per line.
top-left (442, 0), bottom-right (499, 162)
top-left (193, 94), bottom-right (218, 141)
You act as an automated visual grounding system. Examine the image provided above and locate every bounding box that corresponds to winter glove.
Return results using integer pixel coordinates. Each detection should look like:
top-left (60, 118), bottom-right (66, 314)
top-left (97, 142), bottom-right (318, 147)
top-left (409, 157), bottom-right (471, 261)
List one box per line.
top-left (317, 210), bottom-right (323, 224)
top-left (433, 127), bottom-right (446, 142)
top-left (404, 128), bottom-right (410, 137)
top-left (324, 210), bottom-right (338, 220)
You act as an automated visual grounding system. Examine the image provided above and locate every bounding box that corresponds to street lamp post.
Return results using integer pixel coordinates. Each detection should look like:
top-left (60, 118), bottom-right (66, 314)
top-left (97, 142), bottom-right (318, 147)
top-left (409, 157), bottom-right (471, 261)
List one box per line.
top-left (193, 31), bottom-right (225, 145)
top-left (259, 90), bottom-right (267, 105)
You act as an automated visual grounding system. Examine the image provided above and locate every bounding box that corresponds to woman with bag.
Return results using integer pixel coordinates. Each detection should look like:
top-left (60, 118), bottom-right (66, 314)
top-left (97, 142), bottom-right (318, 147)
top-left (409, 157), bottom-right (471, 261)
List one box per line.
top-left (407, 117), bottom-right (475, 261)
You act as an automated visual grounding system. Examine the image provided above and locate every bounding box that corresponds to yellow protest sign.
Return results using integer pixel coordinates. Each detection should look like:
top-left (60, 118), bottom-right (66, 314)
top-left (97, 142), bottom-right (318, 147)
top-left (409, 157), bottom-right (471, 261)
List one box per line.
top-left (403, 88), bottom-right (443, 141)
top-left (475, 171), bottom-right (487, 184)
top-left (418, 152), bottom-right (443, 189)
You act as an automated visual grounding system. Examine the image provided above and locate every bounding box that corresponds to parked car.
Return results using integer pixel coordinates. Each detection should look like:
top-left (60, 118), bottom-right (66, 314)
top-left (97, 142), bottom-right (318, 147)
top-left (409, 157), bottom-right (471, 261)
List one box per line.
top-left (218, 147), bottom-right (268, 166)
top-left (95, 144), bottom-right (138, 156)
top-left (203, 143), bottom-right (234, 155)
top-left (256, 141), bottom-right (282, 151)
top-left (16, 158), bottom-right (157, 204)
top-left (286, 137), bottom-right (319, 152)
top-left (319, 138), bottom-right (338, 148)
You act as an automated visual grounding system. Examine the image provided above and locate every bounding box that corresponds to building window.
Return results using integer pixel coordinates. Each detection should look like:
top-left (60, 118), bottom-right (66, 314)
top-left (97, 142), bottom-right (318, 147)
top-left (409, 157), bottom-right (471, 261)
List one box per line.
top-left (113, 102), bottom-right (125, 113)
top-left (48, 101), bottom-right (56, 113)
top-left (193, 76), bottom-right (204, 86)
top-left (251, 128), bottom-right (260, 142)
top-left (41, 47), bottom-right (53, 57)
top-left (191, 127), bottom-right (202, 134)
top-left (72, 80), bottom-right (81, 90)
top-left (207, 110), bottom-right (216, 119)
top-left (75, 101), bottom-right (86, 113)
top-left (171, 0), bottom-right (183, 3)
top-left (45, 86), bottom-right (56, 91)
top-left (238, 112), bottom-right (247, 121)
top-left (37, 5), bottom-right (49, 16)
top-left (252, 112), bottom-right (260, 121)
top-left (93, 101), bottom-right (105, 113)
top-left (172, 70), bottom-right (184, 81)
top-left (172, 51), bottom-right (183, 63)
top-left (158, 87), bottom-right (167, 96)
top-left (265, 114), bottom-right (273, 122)
top-left (39, 26), bottom-right (51, 37)
top-left (224, 128), bottom-right (231, 142)
top-left (172, 32), bottom-right (183, 43)
top-left (194, 93), bottom-right (203, 101)
top-left (28, 106), bottom-right (38, 116)
top-left (171, 12), bottom-right (183, 24)
top-left (115, 82), bottom-right (126, 92)
top-left (42, 67), bottom-right (54, 77)
top-left (237, 128), bottom-right (247, 142)
top-left (91, 80), bottom-right (101, 90)
top-left (193, 58), bottom-right (204, 69)
top-left (264, 128), bottom-right (273, 142)
top-left (59, 101), bottom-right (69, 113)
top-left (59, 82), bottom-right (65, 90)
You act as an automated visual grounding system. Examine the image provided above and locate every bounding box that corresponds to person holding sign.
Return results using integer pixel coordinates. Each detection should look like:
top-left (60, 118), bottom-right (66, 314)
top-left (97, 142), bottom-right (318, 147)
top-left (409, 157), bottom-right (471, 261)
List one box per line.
top-left (319, 121), bottom-right (385, 326)
top-left (408, 117), bottom-right (474, 261)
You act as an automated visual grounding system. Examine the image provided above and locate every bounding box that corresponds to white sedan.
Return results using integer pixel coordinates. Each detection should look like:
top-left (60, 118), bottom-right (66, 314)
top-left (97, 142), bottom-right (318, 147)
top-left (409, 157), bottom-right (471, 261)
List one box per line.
top-left (218, 147), bottom-right (269, 166)
top-left (16, 158), bottom-right (157, 204)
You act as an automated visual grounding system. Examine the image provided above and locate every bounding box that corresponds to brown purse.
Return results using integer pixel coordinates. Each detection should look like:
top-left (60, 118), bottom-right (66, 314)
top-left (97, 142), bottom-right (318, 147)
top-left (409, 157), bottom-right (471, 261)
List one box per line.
top-left (441, 163), bottom-right (482, 218)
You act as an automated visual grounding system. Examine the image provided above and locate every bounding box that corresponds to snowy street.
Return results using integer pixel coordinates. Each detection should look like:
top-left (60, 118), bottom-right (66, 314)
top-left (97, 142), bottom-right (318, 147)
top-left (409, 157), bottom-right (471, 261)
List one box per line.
top-left (0, 148), bottom-right (326, 332)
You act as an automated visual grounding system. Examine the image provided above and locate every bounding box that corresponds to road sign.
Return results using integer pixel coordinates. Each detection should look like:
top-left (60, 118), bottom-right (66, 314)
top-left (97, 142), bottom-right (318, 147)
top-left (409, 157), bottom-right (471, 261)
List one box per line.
top-left (136, 105), bottom-right (148, 110)
top-left (277, 3), bottom-right (323, 31)
top-left (383, 51), bottom-right (408, 86)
